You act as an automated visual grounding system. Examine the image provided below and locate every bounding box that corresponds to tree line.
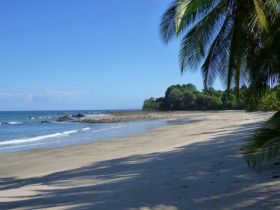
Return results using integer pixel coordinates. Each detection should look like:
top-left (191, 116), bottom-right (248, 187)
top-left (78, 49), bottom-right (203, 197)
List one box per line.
top-left (143, 83), bottom-right (280, 111)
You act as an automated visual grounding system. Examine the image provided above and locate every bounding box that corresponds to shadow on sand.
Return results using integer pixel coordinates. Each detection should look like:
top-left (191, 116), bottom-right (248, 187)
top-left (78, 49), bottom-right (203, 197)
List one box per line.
top-left (0, 121), bottom-right (279, 210)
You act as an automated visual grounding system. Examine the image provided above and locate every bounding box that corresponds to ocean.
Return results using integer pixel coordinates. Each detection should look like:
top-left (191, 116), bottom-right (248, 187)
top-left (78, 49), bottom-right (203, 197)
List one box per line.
top-left (0, 110), bottom-right (168, 154)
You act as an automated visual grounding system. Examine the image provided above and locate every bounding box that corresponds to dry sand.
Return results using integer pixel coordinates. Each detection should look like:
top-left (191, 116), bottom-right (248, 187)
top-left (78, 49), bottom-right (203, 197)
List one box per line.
top-left (0, 111), bottom-right (279, 210)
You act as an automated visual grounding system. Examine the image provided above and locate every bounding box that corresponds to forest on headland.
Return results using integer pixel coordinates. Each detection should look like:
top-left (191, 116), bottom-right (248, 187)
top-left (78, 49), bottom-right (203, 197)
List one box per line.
top-left (143, 83), bottom-right (280, 111)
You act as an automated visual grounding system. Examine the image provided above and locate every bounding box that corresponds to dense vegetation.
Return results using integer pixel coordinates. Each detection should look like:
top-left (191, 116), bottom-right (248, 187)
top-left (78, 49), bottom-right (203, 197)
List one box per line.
top-left (160, 0), bottom-right (280, 167)
top-left (143, 84), bottom-right (280, 111)
top-left (142, 83), bottom-right (244, 110)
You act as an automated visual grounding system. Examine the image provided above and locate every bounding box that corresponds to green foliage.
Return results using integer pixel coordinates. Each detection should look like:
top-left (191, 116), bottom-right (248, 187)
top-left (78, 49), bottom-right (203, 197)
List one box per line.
top-left (243, 14), bottom-right (280, 167)
top-left (241, 111), bottom-right (280, 168)
top-left (245, 85), bottom-right (280, 111)
top-left (143, 83), bottom-right (279, 112)
top-left (258, 86), bottom-right (280, 111)
top-left (163, 84), bottom-right (198, 110)
top-left (195, 93), bottom-right (223, 110)
top-left (142, 97), bottom-right (163, 110)
top-left (143, 83), bottom-right (246, 111)
top-left (160, 0), bottom-right (279, 93)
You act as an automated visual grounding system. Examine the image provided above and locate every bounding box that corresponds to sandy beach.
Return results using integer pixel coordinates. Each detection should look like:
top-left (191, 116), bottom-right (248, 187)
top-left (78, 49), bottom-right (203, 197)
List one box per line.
top-left (0, 111), bottom-right (279, 210)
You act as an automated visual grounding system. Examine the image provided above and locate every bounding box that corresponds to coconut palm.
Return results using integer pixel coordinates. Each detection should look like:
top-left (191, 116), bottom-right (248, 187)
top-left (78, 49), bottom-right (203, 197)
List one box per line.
top-left (241, 17), bottom-right (280, 167)
top-left (160, 0), bottom-right (280, 167)
top-left (245, 16), bottom-right (280, 110)
top-left (160, 0), bottom-right (279, 97)
top-left (248, 16), bottom-right (280, 97)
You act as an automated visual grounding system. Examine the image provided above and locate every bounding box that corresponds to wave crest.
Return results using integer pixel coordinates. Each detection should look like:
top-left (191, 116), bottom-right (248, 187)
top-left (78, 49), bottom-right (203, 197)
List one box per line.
top-left (0, 127), bottom-right (91, 147)
top-left (0, 121), bottom-right (23, 125)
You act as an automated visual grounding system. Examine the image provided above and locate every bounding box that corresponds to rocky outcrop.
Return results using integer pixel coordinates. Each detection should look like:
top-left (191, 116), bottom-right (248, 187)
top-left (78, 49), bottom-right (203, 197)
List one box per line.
top-left (72, 113), bottom-right (85, 118)
top-left (57, 115), bottom-right (72, 122)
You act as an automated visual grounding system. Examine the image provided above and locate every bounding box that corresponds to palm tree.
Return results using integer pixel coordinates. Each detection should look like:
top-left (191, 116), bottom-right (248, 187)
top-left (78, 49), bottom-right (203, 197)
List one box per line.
top-left (160, 0), bottom-right (280, 167)
top-left (160, 0), bottom-right (279, 97)
top-left (241, 17), bottom-right (280, 167)
top-left (248, 16), bottom-right (280, 97)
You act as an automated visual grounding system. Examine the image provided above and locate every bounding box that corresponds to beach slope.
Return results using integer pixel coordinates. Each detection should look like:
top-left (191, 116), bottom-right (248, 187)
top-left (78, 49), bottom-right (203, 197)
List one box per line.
top-left (0, 111), bottom-right (279, 210)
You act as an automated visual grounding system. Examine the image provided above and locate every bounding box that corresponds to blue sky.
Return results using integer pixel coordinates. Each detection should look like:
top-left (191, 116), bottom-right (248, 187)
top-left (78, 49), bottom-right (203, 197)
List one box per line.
top-left (0, 0), bottom-right (223, 110)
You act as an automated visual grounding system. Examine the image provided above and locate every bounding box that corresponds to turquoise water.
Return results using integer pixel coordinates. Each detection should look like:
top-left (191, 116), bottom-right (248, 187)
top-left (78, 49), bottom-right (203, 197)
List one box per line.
top-left (0, 110), bottom-right (168, 153)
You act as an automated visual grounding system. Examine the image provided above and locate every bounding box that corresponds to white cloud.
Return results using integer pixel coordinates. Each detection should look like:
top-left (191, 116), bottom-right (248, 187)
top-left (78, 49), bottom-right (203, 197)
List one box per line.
top-left (0, 90), bottom-right (88, 101)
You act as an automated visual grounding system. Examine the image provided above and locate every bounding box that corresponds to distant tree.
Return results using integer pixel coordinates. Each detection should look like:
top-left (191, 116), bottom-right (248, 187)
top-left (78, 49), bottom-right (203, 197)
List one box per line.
top-left (196, 93), bottom-right (222, 110)
top-left (144, 83), bottom-right (248, 111)
top-left (182, 91), bottom-right (196, 110)
top-left (166, 87), bottom-right (184, 109)
top-left (221, 91), bottom-right (236, 109)
top-left (182, 83), bottom-right (197, 92)
top-left (143, 98), bottom-right (162, 110)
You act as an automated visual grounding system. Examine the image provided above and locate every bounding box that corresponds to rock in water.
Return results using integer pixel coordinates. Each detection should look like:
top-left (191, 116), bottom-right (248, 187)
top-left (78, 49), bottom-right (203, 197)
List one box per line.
top-left (57, 115), bottom-right (72, 122)
top-left (72, 113), bottom-right (85, 118)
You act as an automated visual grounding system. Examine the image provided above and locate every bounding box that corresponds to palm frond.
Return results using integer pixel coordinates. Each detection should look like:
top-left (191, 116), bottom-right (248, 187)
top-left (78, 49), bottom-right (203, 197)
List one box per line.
top-left (253, 0), bottom-right (270, 32)
top-left (242, 111), bottom-right (280, 168)
top-left (176, 0), bottom-right (218, 34)
top-left (225, 12), bottom-right (250, 96)
top-left (160, 0), bottom-right (178, 42)
top-left (201, 14), bottom-right (232, 88)
top-left (264, 0), bottom-right (280, 21)
top-left (179, 0), bottom-right (228, 71)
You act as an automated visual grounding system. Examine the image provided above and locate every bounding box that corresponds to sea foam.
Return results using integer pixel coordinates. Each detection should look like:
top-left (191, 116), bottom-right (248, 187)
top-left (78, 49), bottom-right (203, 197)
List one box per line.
top-left (0, 121), bottom-right (23, 125)
top-left (0, 124), bottom-right (126, 147)
top-left (8, 121), bottom-right (22, 125)
top-left (0, 127), bottom-right (91, 147)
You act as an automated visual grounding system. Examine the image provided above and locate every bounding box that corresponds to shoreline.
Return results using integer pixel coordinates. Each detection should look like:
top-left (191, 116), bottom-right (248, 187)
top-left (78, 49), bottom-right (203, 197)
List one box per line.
top-left (0, 110), bottom-right (242, 154)
top-left (0, 111), bottom-right (279, 209)
top-left (0, 119), bottom-right (169, 154)
top-left (56, 110), bottom-right (247, 123)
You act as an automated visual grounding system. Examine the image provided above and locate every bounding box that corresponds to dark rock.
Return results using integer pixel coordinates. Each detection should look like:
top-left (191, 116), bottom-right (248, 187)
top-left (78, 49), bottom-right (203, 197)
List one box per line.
top-left (41, 120), bottom-right (51, 123)
top-left (72, 113), bottom-right (85, 118)
top-left (57, 115), bottom-right (72, 122)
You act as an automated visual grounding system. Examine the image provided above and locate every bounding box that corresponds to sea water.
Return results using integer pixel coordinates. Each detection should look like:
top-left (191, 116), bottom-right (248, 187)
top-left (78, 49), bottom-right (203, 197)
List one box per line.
top-left (0, 110), bottom-right (167, 153)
